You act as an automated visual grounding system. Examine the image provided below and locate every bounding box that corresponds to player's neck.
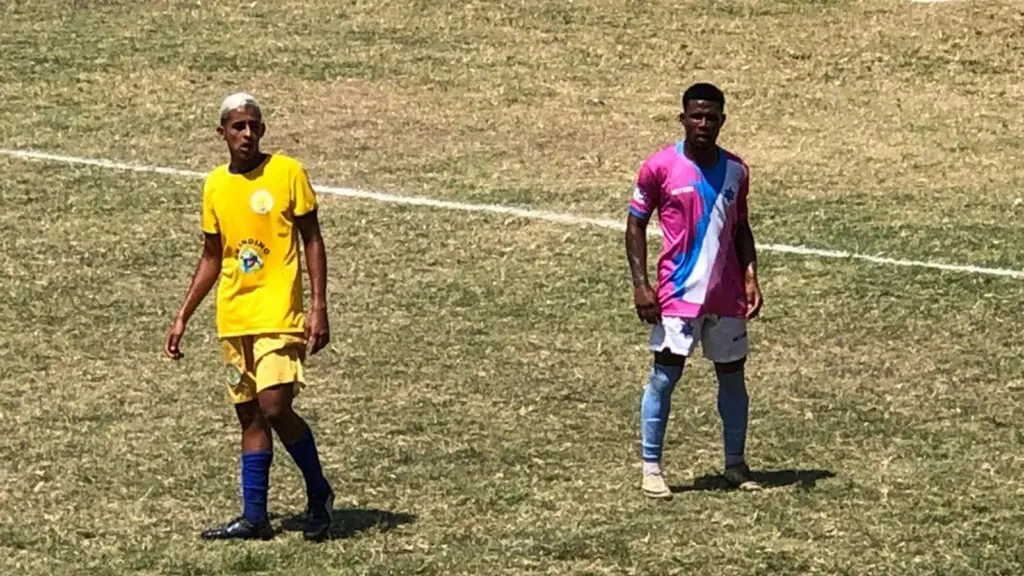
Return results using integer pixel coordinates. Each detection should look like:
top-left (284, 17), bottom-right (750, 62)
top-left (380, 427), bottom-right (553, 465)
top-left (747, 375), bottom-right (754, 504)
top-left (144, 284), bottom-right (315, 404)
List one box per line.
top-left (683, 143), bottom-right (720, 168)
top-left (229, 152), bottom-right (267, 175)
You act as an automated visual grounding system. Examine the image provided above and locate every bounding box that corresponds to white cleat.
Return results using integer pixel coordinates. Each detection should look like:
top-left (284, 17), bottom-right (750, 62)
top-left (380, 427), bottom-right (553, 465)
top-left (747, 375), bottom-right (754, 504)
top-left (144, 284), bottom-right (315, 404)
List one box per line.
top-left (642, 472), bottom-right (673, 500)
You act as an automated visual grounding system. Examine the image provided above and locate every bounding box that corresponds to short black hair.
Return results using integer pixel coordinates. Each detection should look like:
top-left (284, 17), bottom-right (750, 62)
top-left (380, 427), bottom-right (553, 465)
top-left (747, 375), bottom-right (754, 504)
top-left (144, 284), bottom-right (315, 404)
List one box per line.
top-left (681, 83), bottom-right (725, 110)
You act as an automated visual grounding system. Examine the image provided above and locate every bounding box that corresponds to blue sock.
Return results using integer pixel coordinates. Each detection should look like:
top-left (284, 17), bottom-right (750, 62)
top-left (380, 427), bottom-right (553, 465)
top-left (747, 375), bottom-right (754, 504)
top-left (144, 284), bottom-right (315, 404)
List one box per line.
top-left (284, 426), bottom-right (330, 498)
top-left (241, 450), bottom-right (273, 524)
top-left (716, 365), bottom-right (749, 468)
top-left (640, 363), bottom-right (684, 464)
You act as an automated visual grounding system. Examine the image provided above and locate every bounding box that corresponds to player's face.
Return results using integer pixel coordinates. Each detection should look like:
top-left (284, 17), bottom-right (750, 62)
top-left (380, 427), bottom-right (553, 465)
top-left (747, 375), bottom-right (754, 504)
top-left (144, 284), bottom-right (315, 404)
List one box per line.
top-left (218, 107), bottom-right (265, 160)
top-left (680, 100), bottom-right (725, 150)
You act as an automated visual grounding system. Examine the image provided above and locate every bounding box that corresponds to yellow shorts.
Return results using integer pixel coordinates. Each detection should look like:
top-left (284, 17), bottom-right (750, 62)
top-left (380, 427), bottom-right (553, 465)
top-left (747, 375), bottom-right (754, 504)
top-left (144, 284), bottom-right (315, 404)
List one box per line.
top-left (220, 333), bottom-right (306, 405)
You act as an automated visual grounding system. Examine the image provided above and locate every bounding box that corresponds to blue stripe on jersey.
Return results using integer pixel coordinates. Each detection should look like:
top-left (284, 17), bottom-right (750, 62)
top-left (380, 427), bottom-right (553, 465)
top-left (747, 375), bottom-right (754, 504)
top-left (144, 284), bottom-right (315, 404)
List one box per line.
top-left (667, 148), bottom-right (728, 297)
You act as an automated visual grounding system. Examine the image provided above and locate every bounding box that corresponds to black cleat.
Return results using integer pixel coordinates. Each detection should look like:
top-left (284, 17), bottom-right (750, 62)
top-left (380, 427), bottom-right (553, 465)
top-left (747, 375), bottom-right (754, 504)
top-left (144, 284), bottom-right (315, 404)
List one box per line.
top-left (200, 516), bottom-right (274, 541)
top-left (303, 488), bottom-right (335, 542)
top-left (722, 462), bottom-right (763, 492)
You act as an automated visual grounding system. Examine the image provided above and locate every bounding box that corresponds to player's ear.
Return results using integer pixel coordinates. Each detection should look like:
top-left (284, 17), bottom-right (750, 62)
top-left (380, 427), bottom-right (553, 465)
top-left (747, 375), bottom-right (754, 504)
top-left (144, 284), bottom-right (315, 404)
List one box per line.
top-left (721, 112), bottom-right (727, 127)
top-left (216, 124), bottom-right (226, 139)
top-left (677, 111), bottom-right (686, 125)
top-left (257, 122), bottom-right (266, 138)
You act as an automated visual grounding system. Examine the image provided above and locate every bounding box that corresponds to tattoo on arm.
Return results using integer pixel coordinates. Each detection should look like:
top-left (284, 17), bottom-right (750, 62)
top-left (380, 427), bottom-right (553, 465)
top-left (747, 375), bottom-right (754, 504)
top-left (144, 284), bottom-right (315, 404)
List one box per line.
top-left (625, 215), bottom-right (650, 288)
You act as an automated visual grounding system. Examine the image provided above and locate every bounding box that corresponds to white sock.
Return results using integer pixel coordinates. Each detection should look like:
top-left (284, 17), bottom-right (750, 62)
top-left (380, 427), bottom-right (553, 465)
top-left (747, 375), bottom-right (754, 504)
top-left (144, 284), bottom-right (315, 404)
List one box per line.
top-left (642, 462), bottom-right (662, 476)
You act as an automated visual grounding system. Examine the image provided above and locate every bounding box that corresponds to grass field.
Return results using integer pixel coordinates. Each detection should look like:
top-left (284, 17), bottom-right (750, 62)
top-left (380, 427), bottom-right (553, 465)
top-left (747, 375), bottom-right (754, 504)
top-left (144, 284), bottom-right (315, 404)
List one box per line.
top-left (2, 0), bottom-right (1024, 574)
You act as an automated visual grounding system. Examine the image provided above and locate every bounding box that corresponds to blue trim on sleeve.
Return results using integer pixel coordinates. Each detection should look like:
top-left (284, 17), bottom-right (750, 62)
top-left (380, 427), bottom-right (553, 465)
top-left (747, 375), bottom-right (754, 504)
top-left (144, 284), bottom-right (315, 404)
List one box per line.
top-left (629, 206), bottom-right (651, 220)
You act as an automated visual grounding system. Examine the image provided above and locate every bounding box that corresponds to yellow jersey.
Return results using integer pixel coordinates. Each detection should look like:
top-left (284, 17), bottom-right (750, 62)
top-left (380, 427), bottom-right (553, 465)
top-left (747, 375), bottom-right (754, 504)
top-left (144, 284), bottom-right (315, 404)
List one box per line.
top-left (201, 153), bottom-right (318, 338)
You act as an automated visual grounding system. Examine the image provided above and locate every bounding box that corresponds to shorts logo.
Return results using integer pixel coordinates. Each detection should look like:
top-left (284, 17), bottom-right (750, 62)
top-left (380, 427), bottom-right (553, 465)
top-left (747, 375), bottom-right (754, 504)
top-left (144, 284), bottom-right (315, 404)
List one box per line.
top-left (680, 322), bottom-right (694, 337)
top-left (249, 189), bottom-right (274, 215)
top-left (224, 364), bottom-right (244, 387)
top-left (239, 247), bottom-right (264, 274)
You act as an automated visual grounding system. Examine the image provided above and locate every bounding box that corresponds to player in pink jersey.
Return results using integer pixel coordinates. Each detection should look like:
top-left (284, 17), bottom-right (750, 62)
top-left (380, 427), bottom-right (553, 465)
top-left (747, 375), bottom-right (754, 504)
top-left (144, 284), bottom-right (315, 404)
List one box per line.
top-left (625, 83), bottom-right (764, 498)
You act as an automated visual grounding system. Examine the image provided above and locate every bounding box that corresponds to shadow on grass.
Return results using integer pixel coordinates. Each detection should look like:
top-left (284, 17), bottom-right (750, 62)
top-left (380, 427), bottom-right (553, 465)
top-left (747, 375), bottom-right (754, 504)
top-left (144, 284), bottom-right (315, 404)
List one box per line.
top-left (671, 468), bottom-right (836, 493)
top-left (277, 507), bottom-right (417, 540)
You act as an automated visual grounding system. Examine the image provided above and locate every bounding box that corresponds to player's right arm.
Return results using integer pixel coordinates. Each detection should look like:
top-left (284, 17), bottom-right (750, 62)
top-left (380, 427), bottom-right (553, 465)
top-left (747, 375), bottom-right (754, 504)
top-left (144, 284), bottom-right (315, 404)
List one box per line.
top-left (165, 233), bottom-right (223, 359)
top-left (625, 159), bottom-right (661, 325)
top-left (164, 181), bottom-right (224, 360)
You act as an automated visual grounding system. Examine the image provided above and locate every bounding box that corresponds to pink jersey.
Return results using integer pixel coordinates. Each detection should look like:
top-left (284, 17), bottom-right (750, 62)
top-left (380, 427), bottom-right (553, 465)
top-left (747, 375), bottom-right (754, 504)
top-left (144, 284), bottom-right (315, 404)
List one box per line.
top-left (628, 141), bottom-right (750, 319)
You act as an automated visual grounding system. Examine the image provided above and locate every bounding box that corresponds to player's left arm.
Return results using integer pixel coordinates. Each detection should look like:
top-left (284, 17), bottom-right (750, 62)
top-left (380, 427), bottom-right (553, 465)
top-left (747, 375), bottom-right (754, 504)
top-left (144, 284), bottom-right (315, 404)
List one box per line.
top-left (734, 169), bottom-right (762, 320)
top-left (293, 165), bottom-right (330, 355)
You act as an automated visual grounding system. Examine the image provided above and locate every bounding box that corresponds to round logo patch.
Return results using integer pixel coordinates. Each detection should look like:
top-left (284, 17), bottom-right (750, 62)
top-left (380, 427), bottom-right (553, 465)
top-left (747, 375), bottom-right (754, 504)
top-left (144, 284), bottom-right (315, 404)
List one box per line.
top-left (249, 189), bottom-right (274, 215)
top-left (239, 247), bottom-right (264, 274)
top-left (223, 364), bottom-right (244, 387)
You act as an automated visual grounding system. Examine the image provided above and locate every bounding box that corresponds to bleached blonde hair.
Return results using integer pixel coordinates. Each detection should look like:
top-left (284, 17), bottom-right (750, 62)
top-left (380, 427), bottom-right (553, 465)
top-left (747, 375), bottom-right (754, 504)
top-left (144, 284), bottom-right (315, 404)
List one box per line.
top-left (219, 92), bottom-right (261, 125)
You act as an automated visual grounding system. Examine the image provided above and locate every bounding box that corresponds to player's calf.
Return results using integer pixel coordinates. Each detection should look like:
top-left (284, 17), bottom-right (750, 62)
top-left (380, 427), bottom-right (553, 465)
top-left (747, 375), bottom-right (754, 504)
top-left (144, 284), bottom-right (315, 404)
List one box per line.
top-left (714, 359), bottom-right (762, 491)
top-left (639, 353), bottom-right (685, 499)
top-left (200, 402), bottom-right (275, 540)
top-left (258, 384), bottom-right (335, 541)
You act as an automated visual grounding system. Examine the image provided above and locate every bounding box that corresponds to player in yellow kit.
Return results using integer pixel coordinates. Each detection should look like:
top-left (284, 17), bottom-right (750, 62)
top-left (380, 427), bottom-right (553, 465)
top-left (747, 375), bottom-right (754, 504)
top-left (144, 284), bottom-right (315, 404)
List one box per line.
top-left (163, 93), bottom-right (335, 542)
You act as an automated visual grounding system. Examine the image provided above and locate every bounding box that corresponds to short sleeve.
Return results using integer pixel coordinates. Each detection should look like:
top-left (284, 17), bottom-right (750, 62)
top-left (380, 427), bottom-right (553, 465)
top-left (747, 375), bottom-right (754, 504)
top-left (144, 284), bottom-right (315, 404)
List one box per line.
top-left (292, 164), bottom-right (318, 217)
top-left (628, 158), bottom-right (662, 220)
top-left (201, 177), bottom-right (219, 234)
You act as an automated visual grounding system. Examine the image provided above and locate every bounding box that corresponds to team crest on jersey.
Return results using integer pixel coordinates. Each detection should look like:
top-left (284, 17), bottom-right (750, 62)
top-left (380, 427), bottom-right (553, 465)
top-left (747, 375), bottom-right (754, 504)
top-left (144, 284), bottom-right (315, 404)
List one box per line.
top-left (249, 189), bottom-right (274, 215)
top-left (669, 186), bottom-right (695, 196)
top-left (239, 247), bottom-right (264, 274)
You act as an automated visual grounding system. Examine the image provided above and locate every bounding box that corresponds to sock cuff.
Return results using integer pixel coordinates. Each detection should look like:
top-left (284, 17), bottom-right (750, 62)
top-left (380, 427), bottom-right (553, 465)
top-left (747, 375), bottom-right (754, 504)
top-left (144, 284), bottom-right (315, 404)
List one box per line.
top-left (242, 450), bottom-right (274, 462)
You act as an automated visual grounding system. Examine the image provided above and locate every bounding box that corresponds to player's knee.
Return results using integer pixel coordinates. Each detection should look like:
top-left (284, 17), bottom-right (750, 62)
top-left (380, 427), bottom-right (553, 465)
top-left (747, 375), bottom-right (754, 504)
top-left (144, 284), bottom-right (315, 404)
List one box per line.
top-left (239, 415), bottom-right (266, 433)
top-left (235, 401), bottom-right (265, 431)
top-left (257, 398), bottom-right (291, 426)
top-left (256, 382), bottom-right (297, 421)
top-left (715, 357), bottom-right (746, 374)
top-left (259, 403), bottom-right (290, 426)
top-left (648, 363), bottom-right (683, 394)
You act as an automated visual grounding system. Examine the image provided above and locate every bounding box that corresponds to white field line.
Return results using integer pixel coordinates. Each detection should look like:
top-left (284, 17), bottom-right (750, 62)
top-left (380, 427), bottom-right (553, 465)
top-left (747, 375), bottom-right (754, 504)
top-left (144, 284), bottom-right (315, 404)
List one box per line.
top-left (3, 148), bottom-right (1022, 279)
